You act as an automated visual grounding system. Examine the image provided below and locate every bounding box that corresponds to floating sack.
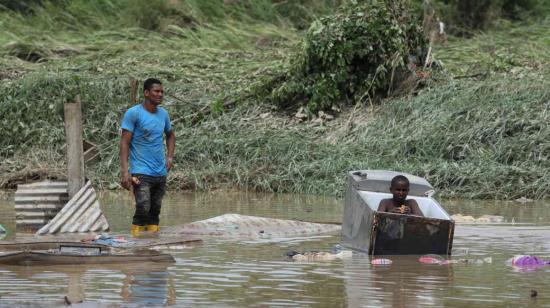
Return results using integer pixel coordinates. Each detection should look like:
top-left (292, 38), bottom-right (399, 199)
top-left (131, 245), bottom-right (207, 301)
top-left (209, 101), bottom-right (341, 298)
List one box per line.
top-left (371, 258), bottom-right (392, 265)
top-left (507, 255), bottom-right (550, 268)
top-left (419, 254), bottom-right (446, 264)
top-left (166, 213), bottom-right (341, 239)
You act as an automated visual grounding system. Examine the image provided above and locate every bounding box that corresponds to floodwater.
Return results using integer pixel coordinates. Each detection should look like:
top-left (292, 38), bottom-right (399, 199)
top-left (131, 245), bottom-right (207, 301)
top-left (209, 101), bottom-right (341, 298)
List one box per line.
top-left (0, 190), bottom-right (549, 307)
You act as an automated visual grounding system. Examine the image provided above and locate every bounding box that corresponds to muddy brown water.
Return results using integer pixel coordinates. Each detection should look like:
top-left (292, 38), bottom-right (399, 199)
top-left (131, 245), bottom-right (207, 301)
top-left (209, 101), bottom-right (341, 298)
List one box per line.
top-left (0, 191), bottom-right (549, 307)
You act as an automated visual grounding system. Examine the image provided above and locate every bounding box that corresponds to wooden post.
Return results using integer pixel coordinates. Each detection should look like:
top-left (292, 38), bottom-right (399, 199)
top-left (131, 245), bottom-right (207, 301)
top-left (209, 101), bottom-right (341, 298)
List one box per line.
top-left (130, 77), bottom-right (138, 105)
top-left (64, 96), bottom-right (85, 199)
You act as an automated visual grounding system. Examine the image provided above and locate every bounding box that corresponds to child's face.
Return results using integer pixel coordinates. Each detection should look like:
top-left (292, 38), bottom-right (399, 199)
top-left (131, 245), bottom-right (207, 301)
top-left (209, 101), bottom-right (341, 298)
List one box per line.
top-left (390, 181), bottom-right (409, 203)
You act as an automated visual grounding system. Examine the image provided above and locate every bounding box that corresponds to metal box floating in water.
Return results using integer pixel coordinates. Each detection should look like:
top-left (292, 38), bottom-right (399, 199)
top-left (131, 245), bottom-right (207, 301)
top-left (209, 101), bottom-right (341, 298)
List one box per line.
top-left (341, 170), bottom-right (454, 255)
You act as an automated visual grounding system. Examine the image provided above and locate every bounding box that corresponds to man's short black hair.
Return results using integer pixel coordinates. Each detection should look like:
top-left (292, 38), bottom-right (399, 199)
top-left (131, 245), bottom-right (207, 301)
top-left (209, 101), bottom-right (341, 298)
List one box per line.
top-left (391, 175), bottom-right (409, 187)
top-left (143, 78), bottom-right (162, 92)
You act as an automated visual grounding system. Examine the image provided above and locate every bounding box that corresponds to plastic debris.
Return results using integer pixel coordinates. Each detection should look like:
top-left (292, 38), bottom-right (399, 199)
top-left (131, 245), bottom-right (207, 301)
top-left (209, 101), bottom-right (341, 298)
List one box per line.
top-left (286, 250), bottom-right (352, 261)
top-left (371, 258), bottom-right (392, 265)
top-left (419, 254), bottom-right (492, 265)
top-left (90, 234), bottom-right (134, 248)
top-left (507, 255), bottom-right (550, 268)
top-left (419, 254), bottom-right (446, 264)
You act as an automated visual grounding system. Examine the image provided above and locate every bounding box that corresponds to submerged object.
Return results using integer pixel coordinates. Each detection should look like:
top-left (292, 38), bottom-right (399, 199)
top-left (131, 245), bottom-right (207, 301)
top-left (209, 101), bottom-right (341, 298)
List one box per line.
top-left (14, 180), bottom-right (69, 231)
top-left (419, 254), bottom-right (492, 265)
top-left (341, 170), bottom-right (454, 255)
top-left (286, 250), bottom-right (352, 261)
top-left (419, 254), bottom-right (446, 264)
top-left (0, 244), bottom-right (174, 265)
top-left (163, 213), bottom-right (341, 239)
top-left (36, 181), bottom-right (109, 234)
top-left (451, 214), bottom-right (504, 224)
top-left (507, 255), bottom-right (550, 268)
top-left (371, 258), bottom-right (393, 265)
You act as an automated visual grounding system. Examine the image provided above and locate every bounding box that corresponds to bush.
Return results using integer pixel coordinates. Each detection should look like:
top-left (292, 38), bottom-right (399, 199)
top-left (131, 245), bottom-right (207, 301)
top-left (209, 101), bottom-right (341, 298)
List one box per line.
top-left (263, 0), bottom-right (428, 113)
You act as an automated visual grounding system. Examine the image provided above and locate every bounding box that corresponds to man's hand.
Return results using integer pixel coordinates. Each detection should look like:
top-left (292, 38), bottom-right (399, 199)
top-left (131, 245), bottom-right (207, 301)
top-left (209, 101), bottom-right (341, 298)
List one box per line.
top-left (166, 157), bottom-right (173, 172)
top-left (121, 172), bottom-right (132, 190)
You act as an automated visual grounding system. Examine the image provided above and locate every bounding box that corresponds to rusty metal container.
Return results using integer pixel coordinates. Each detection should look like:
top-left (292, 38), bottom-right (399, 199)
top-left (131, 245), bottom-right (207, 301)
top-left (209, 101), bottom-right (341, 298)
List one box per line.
top-left (341, 170), bottom-right (454, 255)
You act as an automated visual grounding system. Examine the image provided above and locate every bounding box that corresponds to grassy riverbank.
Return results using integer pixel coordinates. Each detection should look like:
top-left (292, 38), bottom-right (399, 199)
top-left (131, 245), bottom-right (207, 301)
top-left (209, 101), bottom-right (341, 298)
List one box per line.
top-left (1, 1), bottom-right (548, 199)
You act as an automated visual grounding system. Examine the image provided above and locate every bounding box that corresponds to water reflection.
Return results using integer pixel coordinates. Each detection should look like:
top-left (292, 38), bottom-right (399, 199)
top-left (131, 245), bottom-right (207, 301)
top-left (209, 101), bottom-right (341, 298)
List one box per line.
top-left (0, 263), bottom-right (174, 306)
top-left (120, 263), bottom-right (175, 306)
top-left (344, 256), bottom-right (454, 308)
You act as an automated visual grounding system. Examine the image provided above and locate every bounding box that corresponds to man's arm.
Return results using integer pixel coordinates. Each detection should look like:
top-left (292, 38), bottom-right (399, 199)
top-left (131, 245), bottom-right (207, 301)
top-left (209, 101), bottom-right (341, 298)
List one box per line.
top-left (120, 129), bottom-right (133, 190)
top-left (165, 130), bottom-right (176, 172)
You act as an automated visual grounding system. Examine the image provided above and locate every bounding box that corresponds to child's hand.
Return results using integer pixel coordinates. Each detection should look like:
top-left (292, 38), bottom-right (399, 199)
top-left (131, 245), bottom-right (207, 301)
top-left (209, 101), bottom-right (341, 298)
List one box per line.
top-left (391, 205), bottom-right (411, 214)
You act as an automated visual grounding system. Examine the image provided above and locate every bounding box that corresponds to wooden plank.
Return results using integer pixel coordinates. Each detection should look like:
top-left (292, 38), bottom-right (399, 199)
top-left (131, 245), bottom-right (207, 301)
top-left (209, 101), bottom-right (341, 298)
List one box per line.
top-left (64, 96), bottom-right (85, 199)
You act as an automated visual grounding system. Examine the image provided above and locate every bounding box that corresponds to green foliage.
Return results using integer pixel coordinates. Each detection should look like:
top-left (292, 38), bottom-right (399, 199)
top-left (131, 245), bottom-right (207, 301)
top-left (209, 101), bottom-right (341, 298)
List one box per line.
top-left (1, 0), bottom-right (549, 200)
top-left (265, 0), bottom-right (428, 113)
top-left (434, 19), bottom-right (550, 76)
top-left (167, 73), bottom-right (550, 199)
top-left (430, 0), bottom-right (550, 34)
top-left (0, 0), bottom-right (342, 33)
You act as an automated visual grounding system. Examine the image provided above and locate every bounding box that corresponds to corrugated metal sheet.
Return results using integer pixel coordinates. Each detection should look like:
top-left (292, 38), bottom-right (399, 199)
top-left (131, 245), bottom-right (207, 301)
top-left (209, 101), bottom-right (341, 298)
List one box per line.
top-left (36, 181), bottom-right (109, 235)
top-left (163, 214), bottom-right (341, 239)
top-left (15, 180), bottom-right (69, 231)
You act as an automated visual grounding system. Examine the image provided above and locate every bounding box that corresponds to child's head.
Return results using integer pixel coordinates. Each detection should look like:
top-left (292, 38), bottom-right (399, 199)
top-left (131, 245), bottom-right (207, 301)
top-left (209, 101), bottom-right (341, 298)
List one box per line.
top-left (390, 175), bottom-right (410, 203)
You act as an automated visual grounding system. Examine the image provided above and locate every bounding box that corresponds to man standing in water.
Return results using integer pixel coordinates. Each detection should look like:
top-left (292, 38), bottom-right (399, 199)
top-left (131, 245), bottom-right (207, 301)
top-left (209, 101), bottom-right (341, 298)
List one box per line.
top-left (120, 78), bottom-right (176, 236)
top-left (377, 175), bottom-right (423, 216)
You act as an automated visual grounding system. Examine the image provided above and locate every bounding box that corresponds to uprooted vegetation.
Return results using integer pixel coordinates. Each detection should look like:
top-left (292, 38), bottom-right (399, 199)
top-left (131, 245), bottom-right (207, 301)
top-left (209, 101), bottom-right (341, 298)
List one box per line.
top-left (252, 1), bottom-right (429, 114)
top-left (0, 0), bottom-right (549, 199)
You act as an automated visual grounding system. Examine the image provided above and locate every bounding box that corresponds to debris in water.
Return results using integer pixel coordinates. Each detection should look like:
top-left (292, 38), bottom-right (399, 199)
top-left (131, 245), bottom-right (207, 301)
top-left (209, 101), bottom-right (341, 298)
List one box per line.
top-left (419, 254), bottom-right (445, 264)
top-left (285, 250), bottom-right (352, 261)
top-left (451, 214), bottom-right (504, 224)
top-left (515, 197), bottom-right (534, 203)
top-left (371, 258), bottom-right (392, 265)
top-left (507, 255), bottom-right (550, 269)
top-left (164, 214), bottom-right (341, 239)
top-left (419, 254), bottom-right (492, 265)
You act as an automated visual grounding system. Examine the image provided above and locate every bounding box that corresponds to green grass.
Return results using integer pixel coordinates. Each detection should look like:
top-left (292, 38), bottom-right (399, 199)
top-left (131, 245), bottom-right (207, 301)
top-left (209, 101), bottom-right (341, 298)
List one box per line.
top-left (1, 1), bottom-right (549, 199)
top-left (435, 19), bottom-right (550, 76)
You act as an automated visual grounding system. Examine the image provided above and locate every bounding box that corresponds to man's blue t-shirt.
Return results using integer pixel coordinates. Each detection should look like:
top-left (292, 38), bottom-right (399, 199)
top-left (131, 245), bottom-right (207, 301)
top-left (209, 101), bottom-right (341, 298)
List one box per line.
top-left (121, 104), bottom-right (172, 176)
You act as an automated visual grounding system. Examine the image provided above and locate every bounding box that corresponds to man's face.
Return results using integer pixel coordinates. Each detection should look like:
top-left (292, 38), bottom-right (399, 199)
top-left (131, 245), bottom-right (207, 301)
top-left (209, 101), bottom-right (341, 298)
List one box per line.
top-left (144, 84), bottom-right (164, 105)
top-left (390, 181), bottom-right (409, 203)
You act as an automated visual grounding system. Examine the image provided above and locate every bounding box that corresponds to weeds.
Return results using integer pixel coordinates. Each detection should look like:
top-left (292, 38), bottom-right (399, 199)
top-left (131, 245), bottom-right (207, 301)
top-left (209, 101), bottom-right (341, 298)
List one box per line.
top-left (1, 0), bottom-right (548, 199)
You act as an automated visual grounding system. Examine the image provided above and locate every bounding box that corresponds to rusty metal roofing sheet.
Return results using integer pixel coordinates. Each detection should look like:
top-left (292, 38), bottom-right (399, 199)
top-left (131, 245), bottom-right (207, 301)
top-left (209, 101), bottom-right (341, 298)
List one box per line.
top-left (163, 214), bottom-right (341, 239)
top-left (15, 180), bottom-right (69, 231)
top-left (36, 181), bottom-right (109, 235)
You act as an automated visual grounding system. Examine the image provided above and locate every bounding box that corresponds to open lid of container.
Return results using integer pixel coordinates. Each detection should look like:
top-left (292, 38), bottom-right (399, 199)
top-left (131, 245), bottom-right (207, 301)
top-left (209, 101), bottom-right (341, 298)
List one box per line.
top-left (348, 170), bottom-right (434, 197)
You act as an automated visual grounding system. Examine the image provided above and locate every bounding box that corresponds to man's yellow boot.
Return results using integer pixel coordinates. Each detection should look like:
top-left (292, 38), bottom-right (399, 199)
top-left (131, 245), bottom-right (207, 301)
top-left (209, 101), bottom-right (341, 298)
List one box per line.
top-left (131, 224), bottom-right (146, 236)
top-left (146, 225), bottom-right (160, 232)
